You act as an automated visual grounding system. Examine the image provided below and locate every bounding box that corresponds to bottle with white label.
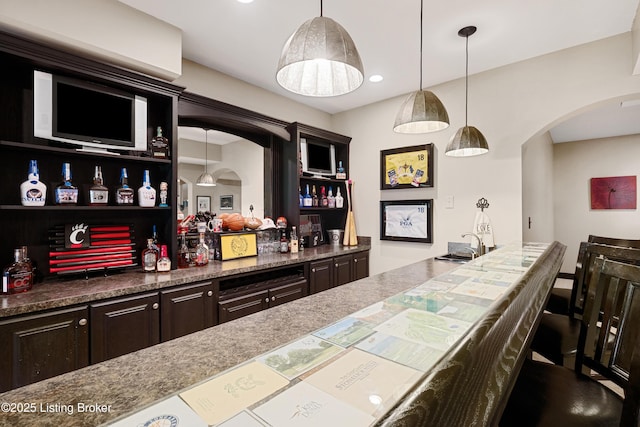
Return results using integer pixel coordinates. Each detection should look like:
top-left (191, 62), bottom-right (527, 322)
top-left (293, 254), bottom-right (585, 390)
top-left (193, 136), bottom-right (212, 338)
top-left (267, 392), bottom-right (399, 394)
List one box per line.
top-left (138, 169), bottom-right (156, 207)
top-left (54, 162), bottom-right (78, 205)
top-left (20, 160), bottom-right (47, 206)
top-left (335, 187), bottom-right (344, 208)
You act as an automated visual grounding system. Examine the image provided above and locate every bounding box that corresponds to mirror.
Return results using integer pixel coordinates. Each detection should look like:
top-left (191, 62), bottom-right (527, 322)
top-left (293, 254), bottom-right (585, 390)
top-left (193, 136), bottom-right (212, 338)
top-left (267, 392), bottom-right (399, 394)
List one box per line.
top-left (177, 126), bottom-right (265, 219)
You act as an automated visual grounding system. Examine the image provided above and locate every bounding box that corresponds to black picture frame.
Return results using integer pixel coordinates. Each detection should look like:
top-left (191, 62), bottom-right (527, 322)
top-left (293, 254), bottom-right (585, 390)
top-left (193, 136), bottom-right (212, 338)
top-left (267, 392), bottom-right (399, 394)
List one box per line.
top-left (196, 195), bottom-right (211, 212)
top-left (380, 199), bottom-right (433, 243)
top-left (220, 195), bottom-right (233, 210)
top-left (380, 143), bottom-right (434, 189)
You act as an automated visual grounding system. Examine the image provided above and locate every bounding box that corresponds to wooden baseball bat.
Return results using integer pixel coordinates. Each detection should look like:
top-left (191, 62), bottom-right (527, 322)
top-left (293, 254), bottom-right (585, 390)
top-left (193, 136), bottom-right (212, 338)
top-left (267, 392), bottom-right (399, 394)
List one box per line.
top-left (343, 180), bottom-right (351, 245)
top-left (349, 180), bottom-right (358, 245)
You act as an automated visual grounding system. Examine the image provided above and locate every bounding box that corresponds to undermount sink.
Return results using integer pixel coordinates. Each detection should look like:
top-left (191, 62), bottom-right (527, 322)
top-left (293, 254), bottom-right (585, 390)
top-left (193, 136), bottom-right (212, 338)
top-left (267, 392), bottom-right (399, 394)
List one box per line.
top-left (434, 253), bottom-right (473, 263)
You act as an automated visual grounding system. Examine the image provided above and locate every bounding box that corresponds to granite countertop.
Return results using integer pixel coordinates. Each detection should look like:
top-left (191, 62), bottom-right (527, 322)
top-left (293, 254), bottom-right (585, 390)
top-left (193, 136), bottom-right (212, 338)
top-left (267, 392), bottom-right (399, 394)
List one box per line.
top-left (0, 255), bottom-right (457, 427)
top-left (0, 241), bottom-right (370, 318)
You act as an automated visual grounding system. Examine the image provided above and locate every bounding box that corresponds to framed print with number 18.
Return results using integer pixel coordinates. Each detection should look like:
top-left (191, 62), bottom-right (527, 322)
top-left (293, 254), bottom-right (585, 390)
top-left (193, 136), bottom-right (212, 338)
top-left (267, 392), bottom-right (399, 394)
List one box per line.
top-left (380, 199), bottom-right (433, 243)
top-left (380, 144), bottom-right (434, 189)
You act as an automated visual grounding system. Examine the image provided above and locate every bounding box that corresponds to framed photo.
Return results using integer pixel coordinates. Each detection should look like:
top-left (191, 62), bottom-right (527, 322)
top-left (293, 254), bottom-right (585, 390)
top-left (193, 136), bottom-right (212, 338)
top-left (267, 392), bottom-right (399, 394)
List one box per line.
top-left (380, 143), bottom-right (434, 189)
top-left (220, 195), bottom-right (233, 210)
top-left (196, 196), bottom-right (211, 212)
top-left (380, 199), bottom-right (433, 243)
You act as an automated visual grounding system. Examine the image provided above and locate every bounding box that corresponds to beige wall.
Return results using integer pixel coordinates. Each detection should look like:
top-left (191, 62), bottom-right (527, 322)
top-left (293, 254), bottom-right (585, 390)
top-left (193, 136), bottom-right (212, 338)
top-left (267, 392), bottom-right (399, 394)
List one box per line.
top-left (333, 33), bottom-right (640, 275)
top-left (554, 134), bottom-right (640, 272)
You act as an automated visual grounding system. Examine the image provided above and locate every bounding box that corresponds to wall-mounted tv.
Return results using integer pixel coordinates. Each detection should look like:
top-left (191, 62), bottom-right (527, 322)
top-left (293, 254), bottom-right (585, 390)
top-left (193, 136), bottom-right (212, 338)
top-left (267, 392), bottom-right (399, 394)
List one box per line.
top-left (34, 70), bottom-right (147, 154)
top-left (300, 138), bottom-right (336, 177)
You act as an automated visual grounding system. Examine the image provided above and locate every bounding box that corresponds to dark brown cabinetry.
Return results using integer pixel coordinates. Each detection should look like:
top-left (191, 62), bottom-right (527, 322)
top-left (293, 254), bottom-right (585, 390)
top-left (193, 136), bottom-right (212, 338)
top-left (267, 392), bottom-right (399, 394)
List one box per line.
top-left (160, 281), bottom-right (216, 341)
top-left (0, 306), bottom-right (89, 392)
top-left (90, 292), bottom-right (160, 364)
top-left (0, 31), bottom-right (181, 278)
top-left (309, 252), bottom-right (370, 295)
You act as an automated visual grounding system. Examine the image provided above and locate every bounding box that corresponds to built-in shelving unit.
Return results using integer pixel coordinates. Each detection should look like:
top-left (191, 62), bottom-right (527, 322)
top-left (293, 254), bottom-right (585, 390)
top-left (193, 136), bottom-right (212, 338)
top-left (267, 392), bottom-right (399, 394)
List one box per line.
top-left (0, 30), bottom-right (183, 280)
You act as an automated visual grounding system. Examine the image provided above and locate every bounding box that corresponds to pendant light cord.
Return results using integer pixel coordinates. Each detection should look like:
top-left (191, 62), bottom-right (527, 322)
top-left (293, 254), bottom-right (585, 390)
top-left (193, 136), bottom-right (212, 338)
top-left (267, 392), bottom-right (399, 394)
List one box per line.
top-left (204, 129), bottom-right (208, 173)
top-left (465, 33), bottom-right (469, 127)
top-left (419, 0), bottom-right (423, 90)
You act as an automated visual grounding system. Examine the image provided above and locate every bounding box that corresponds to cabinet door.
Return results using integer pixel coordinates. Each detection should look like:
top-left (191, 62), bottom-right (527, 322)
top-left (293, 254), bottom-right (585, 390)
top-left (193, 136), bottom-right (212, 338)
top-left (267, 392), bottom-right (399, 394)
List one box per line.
top-left (218, 289), bottom-right (268, 324)
top-left (334, 254), bottom-right (353, 287)
top-left (268, 278), bottom-right (307, 308)
top-left (90, 292), bottom-right (160, 364)
top-left (352, 252), bottom-right (370, 281)
top-left (161, 281), bottom-right (216, 342)
top-left (309, 259), bottom-right (334, 294)
top-left (0, 306), bottom-right (89, 392)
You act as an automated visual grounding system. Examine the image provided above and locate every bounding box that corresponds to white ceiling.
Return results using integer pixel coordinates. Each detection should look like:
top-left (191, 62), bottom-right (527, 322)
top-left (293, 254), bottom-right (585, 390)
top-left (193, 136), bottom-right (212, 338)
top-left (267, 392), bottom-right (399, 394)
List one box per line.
top-left (121, 0), bottom-right (640, 142)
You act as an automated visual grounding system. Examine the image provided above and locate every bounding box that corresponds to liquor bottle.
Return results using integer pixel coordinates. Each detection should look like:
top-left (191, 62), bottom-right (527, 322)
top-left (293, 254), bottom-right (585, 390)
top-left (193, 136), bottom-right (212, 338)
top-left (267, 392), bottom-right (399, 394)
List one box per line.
top-left (54, 162), bottom-right (78, 205)
top-left (2, 248), bottom-right (33, 294)
top-left (303, 184), bottom-right (313, 207)
top-left (150, 126), bottom-right (170, 159)
top-left (327, 186), bottom-right (336, 208)
top-left (279, 228), bottom-right (289, 253)
top-left (299, 187), bottom-right (303, 207)
top-left (156, 245), bottom-right (171, 272)
top-left (312, 185), bottom-right (318, 207)
top-left (290, 226), bottom-right (299, 254)
top-left (195, 232), bottom-right (209, 266)
top-left (151, 225), bottom-right (160, 253)
top-left (141, 238), bottom-right (158, 272)
top-left (138, 169), bottom-right (156, 207)
top-left (177, 232), bottom-right (190, 269)
top-left (115, 167), bottom-right (135, 205)
top-left (336, 160), bottom-right (346, 178)
top-left (320, 186), bottom-right (328, 207)
top-left (335, 187), bottom-right (344, 208)
top-left (20, 160), bottom-right (47, 206)
top-left (88, 165), bottom-right (109, 205)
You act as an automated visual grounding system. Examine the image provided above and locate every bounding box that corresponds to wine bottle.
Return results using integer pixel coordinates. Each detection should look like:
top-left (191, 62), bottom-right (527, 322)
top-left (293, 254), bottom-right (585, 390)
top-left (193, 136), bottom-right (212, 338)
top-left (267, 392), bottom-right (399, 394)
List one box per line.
top-left (177, 232), bottom-right (190, 269)
top-left (138, 169), bottom-right (156, 207)
top-left (88, 165), bottom-right (109, 205)
top-left (20, 160), bottom-right (47, 206)
top-left (54, 162), bottom-right (78, 205)
top-left (149, 126), bottom-right (170, 159)
top-left (115, 167), bottom-right (134, 205)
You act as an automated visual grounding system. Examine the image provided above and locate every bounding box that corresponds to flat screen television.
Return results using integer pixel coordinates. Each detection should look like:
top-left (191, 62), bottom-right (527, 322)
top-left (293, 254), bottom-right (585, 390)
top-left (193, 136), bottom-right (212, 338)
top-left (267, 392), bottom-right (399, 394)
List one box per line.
top-left (300, 138), bottom-right (336, 177)
top-left (33, 70), bottom-right (147, 153)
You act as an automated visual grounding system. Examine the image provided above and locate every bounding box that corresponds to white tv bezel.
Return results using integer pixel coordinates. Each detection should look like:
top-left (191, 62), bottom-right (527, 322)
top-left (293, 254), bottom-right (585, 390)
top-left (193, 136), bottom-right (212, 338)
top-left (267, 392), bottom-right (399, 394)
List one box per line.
top-left (33, 70), bottom-right (148, 154)
top-left (300, 138), bottom-right (336, 177)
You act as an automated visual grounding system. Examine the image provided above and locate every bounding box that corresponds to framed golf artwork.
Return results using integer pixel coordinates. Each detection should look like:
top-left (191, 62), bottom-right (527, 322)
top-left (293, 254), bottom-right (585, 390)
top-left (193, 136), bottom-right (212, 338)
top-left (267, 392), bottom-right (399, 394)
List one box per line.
top-left (380, 144), bottom-right (434, 189)
top-left (380, 199), bottom-right (433, 243)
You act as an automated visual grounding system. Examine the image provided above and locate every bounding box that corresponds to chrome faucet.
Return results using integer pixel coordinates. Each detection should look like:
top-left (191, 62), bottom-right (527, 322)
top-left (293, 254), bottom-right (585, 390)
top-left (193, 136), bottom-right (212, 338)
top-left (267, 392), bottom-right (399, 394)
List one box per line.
top-left (462, 232), bottom-right (485, 256)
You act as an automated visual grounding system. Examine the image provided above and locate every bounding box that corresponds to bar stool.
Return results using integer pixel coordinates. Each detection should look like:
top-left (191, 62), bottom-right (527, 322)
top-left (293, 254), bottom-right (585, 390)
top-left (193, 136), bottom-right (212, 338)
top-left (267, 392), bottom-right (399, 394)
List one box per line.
top-left (501, 257), bottom-right (640, 426)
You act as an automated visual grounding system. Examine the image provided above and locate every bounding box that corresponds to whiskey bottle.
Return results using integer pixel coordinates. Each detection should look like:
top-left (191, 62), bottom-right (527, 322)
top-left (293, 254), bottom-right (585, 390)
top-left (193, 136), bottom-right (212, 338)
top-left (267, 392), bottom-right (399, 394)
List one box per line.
top-left (312, 185), bottom-right (319, 207)
top-left (195, 232), bottom-right (209, 266)
top-left (290, 226), bottom-right (299, 254)
top-left (88, 165), bottom-right (109, 205)
top-left (156, 245), bottom-right (171, 272)
top-left (2, 248), bottom-right (33, 295)
top-left (54, 162), bottom-right (78, 205)
top-left (141, 238), bottom-right (158, 273)
top-left (115, 168), bottom-right (135, 205)
top-left (335, 187), bottom-right (344, 208)
top-left (327, 186), bottom-right (336, 208)
top-left (320, 186), bottom-right (328, 207)
top-left (177, 232), bottom-right (190, 269)
top-left (149, 126), bottom-right (170, 159)
top-left (20, 160), bottom-right (47, 206)
top-left (138, 169), bottom-right (156, 207)
top-left (279, 228), bottom-right (289, 253)
top-left (303, 184), bottom-right (313, 207)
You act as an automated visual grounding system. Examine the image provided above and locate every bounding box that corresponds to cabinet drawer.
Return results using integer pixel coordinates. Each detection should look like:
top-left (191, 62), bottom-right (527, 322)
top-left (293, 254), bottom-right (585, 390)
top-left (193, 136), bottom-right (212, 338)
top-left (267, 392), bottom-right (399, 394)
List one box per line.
top-left (269, 278), bottom-right (307, 307)
top-left (161, 281), bottom-right (216, 342)
top-left (218, 289), bottom-right (269, 324)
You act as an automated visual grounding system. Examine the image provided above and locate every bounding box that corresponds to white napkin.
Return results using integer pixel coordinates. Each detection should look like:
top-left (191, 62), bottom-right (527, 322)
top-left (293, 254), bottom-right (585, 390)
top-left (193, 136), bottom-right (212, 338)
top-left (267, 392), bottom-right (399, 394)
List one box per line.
top-left (472, 211), bottom-right (495, 248)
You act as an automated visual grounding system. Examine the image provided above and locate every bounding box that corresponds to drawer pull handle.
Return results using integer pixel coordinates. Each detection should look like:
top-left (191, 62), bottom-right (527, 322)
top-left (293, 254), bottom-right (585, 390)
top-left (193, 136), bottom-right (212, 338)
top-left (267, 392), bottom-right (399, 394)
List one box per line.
top-left (152, 303), bottom-right (159, 310)
top-left (312, 268), bottom-right (316, 273)
top-left (265, 298), bottom-right (269, 303)
top-left (271, 296), bottom-right (276, 301)
top-left (335, 263), bottom-right (339, 268)
top-left (207, 291), bottom-right (213, 297)
top-left (354, 259), bottom-right (358, 263)
top-left (79, 318), bottom-right (87, 326)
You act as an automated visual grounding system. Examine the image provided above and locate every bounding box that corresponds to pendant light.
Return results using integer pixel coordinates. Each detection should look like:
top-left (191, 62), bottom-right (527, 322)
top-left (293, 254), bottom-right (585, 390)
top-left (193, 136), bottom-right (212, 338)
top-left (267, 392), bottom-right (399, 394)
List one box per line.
top-left (196, 129), bottom-right (216, 187)
top-left (445, 26), bottom-right (489, 157)
top-left (393, 0), bottom-right (449, 133)
top-left (276, 0), bottom-right (364, 97)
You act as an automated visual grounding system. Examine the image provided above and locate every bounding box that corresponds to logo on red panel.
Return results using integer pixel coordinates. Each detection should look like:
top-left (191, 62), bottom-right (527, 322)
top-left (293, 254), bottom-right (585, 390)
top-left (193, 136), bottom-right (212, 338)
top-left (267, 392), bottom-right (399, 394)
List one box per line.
top-left (65, 223), bottom-right (90, 249)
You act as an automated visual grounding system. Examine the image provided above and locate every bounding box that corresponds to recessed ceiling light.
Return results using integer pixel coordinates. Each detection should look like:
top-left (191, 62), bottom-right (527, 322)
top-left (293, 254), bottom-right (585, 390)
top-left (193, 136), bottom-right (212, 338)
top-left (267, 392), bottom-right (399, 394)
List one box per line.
top-left (369, 74), bottom-right (383, 83)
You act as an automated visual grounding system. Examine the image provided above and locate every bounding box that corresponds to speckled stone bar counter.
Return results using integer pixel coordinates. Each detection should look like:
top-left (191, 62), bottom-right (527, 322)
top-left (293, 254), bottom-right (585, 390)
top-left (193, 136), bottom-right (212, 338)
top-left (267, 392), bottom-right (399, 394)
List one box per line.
top-left (0, 242), bottom-right (565, 427)
top-left (0, 240), bottom-right (370, 318)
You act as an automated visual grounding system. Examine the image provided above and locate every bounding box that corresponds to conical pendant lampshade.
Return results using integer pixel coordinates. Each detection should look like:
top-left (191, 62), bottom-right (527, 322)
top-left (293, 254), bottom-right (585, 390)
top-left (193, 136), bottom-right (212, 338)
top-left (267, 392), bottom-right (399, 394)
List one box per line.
top-left (445, 26), bottom-right (489, 157)
top-left (393, 0), bottom-right (449, 134)
top-left (276, 1), bottom-right (364, 97)
top-left (196, 129), bottom-right (216, 187)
